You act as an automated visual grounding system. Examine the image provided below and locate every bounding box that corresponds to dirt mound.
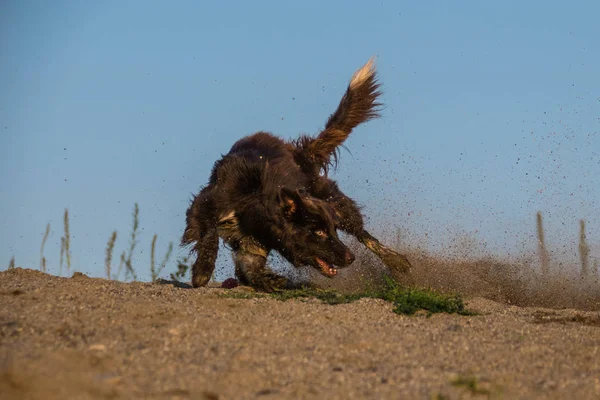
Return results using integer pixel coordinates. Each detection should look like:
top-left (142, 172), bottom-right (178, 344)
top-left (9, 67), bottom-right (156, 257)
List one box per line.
top-left (1, 267), bottom-right (600, 399)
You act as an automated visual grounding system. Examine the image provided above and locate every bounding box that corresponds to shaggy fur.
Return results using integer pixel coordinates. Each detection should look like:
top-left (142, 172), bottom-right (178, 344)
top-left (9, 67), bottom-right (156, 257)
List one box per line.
top-left (183, 58), bottom-right (412, 292)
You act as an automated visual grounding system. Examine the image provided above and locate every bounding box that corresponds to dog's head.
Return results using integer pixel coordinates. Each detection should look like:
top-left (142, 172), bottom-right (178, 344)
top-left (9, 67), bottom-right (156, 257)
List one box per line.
top-left (276, 187), bottom-right (355, 277)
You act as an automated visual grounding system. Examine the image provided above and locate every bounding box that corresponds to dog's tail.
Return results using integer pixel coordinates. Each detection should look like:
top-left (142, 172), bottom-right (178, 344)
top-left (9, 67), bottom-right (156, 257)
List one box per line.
top-left (303, 57), bottom-right (382, 172)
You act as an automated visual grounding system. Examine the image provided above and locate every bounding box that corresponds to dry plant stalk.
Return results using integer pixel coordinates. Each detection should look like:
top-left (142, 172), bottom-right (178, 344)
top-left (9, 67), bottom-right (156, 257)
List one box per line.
top-left (536, 211), bottom-right (549, 276)
top-left (115, 251), bottom-right (126, 280)
top-left (579, 219), bottom-right (590, 278)
top-left (170, 256), bottom-right (190, 282)
top-left (59, 237), bottom-right (65, 276)
top-left (150, 234), bottom-right (173, 282)
top-left (62, 209), bottom-right (71, 275)
top-left (158, 242), bottom-right (174, 281)
top-left (40, 223), bottom-right (50, 273)
top-left (124, 203), bottom-right (139, 281)
top-left (150, 234), bottom-right (157, 280)
top-left (105, 231), bottom-right (118, 280)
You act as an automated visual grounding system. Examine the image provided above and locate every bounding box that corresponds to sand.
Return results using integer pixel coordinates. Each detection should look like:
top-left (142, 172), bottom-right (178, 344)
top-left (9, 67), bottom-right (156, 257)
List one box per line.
top-left (1, 267), bottom-right (600, 399)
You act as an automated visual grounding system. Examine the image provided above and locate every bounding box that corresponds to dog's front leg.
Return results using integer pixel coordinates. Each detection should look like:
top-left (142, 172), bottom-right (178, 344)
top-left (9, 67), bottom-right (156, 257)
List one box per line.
top-left (313, 179), bottom-right (365, 235)
top-left (190, 225), bottom-right (219, 287)
top-left (183, 186), bottom-right (220, 288)
top-left (358, 231), bottom-right (412, 274)
top-left (233, 238), bottom-right (290, 293)
top-left (317, 181), bottom-right (412, 274)
top-left (334, 196), bottom-right (412, 273)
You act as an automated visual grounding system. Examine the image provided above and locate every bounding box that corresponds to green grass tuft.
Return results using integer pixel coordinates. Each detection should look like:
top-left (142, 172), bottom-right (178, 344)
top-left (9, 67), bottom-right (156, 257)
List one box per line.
top-left (376, 276), bottom-right (471, 316)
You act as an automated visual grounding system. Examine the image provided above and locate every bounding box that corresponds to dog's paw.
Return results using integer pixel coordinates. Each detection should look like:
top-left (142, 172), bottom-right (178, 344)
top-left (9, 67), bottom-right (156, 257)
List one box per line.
top-left (250, 273), bottom-right (289, 293)
top-left (380, 249), bottom-right (412, 274)
top-left (362, 235), bottom-right (412, 274)
top-left (192, 271), bottom-right (212, 288)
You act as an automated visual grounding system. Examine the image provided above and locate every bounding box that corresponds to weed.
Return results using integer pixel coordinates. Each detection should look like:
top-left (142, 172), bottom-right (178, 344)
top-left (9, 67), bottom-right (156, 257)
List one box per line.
top-left (59, 237), bottom-right (65, 276)
top-left (124, 203), bottom-right (139, 281)
top-left (150, 234), bottom-right (173, 282)
top-left (159, 243), bottom-right (173, 277)
top-left (150, 234), bottom-right (157, 280)
top-left (536, 211), bottom-right (549, 276)
top-left (40, 223), bottom-right (50, 273)
top-left (377, 276), bottom-right (471, 316)
top-left (105, 231), bottom-right (117, 280)
top-left (62, 209), bottom-right (71, 276)
top-left (114, 251), bottom-right (126, 280)
top-left (219, 291), bottom-right (266, 300)
top-left (170, 256), bottom-right (191, 282)
top-left (579, 219), bottom-right (590, 278)
top-left (270, 288), bottom-right (364, 305)
top-left (450, 375), bottom-right (490, 396)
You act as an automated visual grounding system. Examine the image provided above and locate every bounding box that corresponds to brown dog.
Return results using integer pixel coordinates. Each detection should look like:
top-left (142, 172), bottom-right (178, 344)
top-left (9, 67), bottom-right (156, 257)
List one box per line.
top-left (182, 58), bottom-right (411, 292)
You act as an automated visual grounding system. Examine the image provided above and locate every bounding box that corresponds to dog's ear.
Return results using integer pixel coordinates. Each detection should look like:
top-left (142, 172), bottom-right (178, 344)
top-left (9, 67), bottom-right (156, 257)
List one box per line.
top-left (278, 187), bottom-right (322, 220)
top-left (278, 187), bottom-right (314, 218)
top-left (278, 187), bottom-right (304, 219)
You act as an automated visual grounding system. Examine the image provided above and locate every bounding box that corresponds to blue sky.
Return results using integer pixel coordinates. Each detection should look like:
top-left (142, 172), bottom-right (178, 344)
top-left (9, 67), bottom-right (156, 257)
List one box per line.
top-left (1, 1), bottom-right (599, 281)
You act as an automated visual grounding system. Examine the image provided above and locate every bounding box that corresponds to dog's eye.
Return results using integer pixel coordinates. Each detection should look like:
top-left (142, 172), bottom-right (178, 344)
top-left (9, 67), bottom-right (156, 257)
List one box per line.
top-left (314, 229), bottom-right (327, 237)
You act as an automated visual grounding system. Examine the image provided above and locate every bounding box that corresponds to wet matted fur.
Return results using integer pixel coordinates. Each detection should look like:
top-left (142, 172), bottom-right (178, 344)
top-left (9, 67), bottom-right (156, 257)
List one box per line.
top-left (183, 58), bottom-right (412, 292)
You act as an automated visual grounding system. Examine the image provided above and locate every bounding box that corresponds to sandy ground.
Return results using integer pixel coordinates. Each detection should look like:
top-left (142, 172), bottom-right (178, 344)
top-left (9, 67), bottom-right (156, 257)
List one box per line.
top-left (1, 268), bottom-right (600, 400)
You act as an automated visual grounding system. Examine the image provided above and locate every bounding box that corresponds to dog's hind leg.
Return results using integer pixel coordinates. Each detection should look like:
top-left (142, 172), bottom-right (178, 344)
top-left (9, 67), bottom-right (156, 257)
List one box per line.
top-left (233, 239), bottom-right (290, 293)
top-left (183, 187), bottom-right (220, 288)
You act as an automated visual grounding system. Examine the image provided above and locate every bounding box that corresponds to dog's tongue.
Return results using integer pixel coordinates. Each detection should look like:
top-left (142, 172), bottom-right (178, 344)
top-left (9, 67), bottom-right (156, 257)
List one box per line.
top-left (316, 258), bottom-right (337, 277)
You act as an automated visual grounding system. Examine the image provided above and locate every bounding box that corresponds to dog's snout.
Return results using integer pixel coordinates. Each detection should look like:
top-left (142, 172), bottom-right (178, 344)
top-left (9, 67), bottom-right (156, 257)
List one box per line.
top-left (344, 251), bottom-right (355, 265)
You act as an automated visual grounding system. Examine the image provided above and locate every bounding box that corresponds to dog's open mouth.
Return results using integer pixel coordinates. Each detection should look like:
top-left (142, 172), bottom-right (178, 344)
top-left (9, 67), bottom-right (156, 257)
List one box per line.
top-left (316, 258), bottom-right (337, 277)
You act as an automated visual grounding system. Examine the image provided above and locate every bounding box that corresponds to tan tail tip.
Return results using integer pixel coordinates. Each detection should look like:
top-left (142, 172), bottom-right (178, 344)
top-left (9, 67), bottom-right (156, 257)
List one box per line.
top-left (349, 57), bottom-right (377, 89)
